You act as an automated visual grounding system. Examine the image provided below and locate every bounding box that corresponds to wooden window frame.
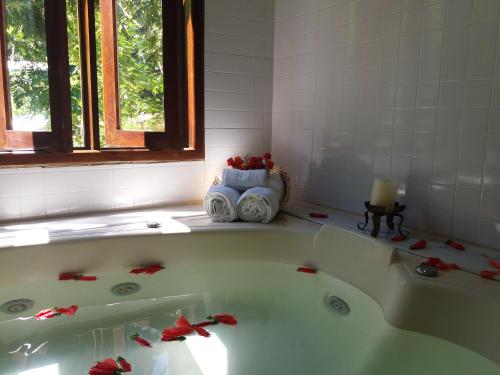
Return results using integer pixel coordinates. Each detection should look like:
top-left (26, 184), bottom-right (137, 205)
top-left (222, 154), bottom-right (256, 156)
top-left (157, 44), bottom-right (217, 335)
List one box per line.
top-left (0, 1), bottom-right (73, 153)
top-left (0, 0), bottom-right (204, 167)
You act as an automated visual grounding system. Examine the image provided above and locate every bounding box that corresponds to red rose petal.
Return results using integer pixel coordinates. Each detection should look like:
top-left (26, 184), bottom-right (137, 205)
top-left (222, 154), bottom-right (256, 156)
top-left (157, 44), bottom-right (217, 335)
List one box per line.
top-left (410, 240), bottom-right (427, 250)
top-left (89, 358), bottom-right (120, 375)
top-left (78, 275), bottom-right (97, 281)
top-left (297, 266), bottom-right (317, 274)
top-left (176, 315), bottom-right (192, 328)
top-left (309, 212), bottom-right (328, 219)
top-left (485, 256), bottom-right (500, 270)
top-left (58, 273), bottom-right (78, 281)
top-left (445, 240), bottom-right (465, 251)
top-left (131, 334), bottom-right (152, 348)
top-left (35, 308), bottom-right (59, 320)
top-left (422, 257), bottom-right (458, 271)
top-left (117, 357), bottom-right (132, 372)
top-left (391, 235), bottom-right (405, 242)
top-left (161, 326), bottom-right (193, 341)
top-left (130, 264), bottom-right (165, 275)
top-left (59, 273), bottom-right (97, 281)
top-left (480, 270), bottom-right (500, 280)
top-left (192, 325), bottom-right (211, 337)
top-left (56, 305), bottom-right (79, 316)
top-left (210, 313), bottom-right (238, 325)
top-left (36, 305), bottom-right (78, 320)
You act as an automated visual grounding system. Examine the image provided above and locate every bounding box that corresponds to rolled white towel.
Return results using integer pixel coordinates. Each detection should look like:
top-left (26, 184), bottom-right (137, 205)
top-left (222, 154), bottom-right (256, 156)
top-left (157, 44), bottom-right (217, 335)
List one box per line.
top-left (221, 168), bottom-right (267, 190)
top-left (205, 185), bottom-right (241, 222)
top-left (237, 186), bottom-right (280, 223)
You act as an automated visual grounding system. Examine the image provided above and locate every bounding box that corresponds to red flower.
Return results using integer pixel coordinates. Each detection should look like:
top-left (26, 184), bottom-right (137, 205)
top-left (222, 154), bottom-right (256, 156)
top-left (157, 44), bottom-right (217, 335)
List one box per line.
top-left (409, 240), bottom-right (427, 250)
top-left (233, 156), bottom-right (244, 169)
top-left (480, 270), bottom-right (500, 280)
top-left (265, 160), bottom-right (274, 170)
top-left (246, 156), bottom-right (263, 170)
top-left (423, 257), bottom-right (458, 271)
top-left (227, 157), bottom-right (234, 167)
top-left (309, 212), bottom-right (328, 219)
top-left (88, 357), bottom-right (131, 375)
top-left (79, 276), bottom-right (98, 281)
top-left (297, 266), bottom-right (317, 274)
top-left (208, 314), bottom-right (238, 326)
top-left (445, 240), bottom-right (465, 251)
top-left (263, 152), bottom-right (272, 160)
top-left (35, 305), bottom-right (79, 320)
top-left (161, 315), bottom-right (212, 341)
top-left (89, 358), bottom-right (120, 375)
top-left (177, 315), bottom-right (210, 337)
top-left (131, 334), bottom-right (152, 348)
top-left (57, 305), bottom-right (79, 316)
top-left (161, 326), bottom-right (192, 341)
top-left (35, 308), bottom-right (60, 320)
top-left (391, 235), bottom-right (406, 242)
top-left (485, 256), bottom-right (500, 270)
top-left (58, 273), bottom-right (78, 281)
top-left (59, 272), bottom-right (97, 281)
top-left (117, 357), bottom-right (132, 372)
top-left (130, 264), bottom-right (165, 275)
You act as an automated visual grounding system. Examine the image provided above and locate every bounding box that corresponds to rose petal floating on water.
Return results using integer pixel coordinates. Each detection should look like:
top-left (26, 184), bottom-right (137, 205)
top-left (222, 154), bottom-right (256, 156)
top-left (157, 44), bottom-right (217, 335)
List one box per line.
top-left (59, 273), bottom-right (97, 281)
top-left (131, 334), bottom-right (152, 348)
top-left (35, 305), bottom-right (79, 320)
top-left (89, 358), bottom-right (119, 375)
top-left (130, 264), bottom-right (165, 275)
top-left (88, 357), bottom-right (131, 375)
top-left (209, 313), bottom-right (238, 326)
top-left (161, 326), bottom-right (194, 341)
top-left (117, 357), bottom-right (132, 372)
top-left (297, 266), bottom-right (317, 274)
top-left (177, 315), bottom-right (210, 337)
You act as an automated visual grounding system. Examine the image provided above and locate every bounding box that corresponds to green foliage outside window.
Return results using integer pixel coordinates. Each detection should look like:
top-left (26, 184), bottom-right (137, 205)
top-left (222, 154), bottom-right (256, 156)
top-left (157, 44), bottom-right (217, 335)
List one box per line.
top-left (5, 0), bottom-right (165, 147)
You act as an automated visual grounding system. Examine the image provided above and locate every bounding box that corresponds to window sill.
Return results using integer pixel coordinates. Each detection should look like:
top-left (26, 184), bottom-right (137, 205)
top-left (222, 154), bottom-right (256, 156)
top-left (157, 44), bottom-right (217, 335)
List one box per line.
top-left (0, 148), bottom-right (204, 168)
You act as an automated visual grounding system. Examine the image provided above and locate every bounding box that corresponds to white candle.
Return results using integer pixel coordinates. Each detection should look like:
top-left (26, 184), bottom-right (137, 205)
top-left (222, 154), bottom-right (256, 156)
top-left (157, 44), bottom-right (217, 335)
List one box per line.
top-left (370, 178), bottom-right (397, 211)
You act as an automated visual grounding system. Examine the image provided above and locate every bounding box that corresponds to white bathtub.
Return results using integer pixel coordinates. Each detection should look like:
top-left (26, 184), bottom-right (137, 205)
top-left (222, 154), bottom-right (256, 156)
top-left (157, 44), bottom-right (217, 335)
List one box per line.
top-left (0, 208), bottom-right (499, 374)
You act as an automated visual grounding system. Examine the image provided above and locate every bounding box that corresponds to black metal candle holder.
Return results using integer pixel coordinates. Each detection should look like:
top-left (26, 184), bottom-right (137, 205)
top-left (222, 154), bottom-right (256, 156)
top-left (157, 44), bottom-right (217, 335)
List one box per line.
top-left (357, 201), bottom-right (409, 238)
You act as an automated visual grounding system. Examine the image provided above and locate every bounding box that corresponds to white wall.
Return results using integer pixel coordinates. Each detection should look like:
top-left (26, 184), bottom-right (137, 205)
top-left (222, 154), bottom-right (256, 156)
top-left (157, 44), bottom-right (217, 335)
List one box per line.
top-left (0, 0), bottom-right (274, 221)
top-left (272, 0), bottom-right (500, 249)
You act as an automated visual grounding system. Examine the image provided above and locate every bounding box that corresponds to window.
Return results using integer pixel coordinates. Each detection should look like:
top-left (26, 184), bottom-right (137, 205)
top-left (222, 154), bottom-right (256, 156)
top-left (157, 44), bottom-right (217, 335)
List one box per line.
top-left (0, 0), bottom-right (204, 166)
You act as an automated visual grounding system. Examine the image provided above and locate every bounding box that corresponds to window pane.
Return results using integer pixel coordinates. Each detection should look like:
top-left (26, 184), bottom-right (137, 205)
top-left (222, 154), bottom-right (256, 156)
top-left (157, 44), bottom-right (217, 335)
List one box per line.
top-left (5, 0), bottom-right (51, 131)
top-left (116, 0), bottom-right (164, 132)
top-left (66, 0), bottom-right (84, 147)
top-left (95, 0), bottom-right (107, 147)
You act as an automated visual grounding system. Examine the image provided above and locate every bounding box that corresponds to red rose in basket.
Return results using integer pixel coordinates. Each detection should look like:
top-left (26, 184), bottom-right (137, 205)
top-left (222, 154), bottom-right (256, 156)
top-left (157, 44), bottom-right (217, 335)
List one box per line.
top-left (227, 152), bottom-right (275, 171)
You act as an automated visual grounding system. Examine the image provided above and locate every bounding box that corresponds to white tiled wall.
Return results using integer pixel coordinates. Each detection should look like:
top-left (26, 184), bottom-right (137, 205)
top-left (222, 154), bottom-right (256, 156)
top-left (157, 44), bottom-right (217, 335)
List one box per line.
top-left (204, 0), bottom-right (274, 183)
top-left (0, 0), bottom-right (274, 221)
top-left (272, 0), bottom-right (500, 249)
